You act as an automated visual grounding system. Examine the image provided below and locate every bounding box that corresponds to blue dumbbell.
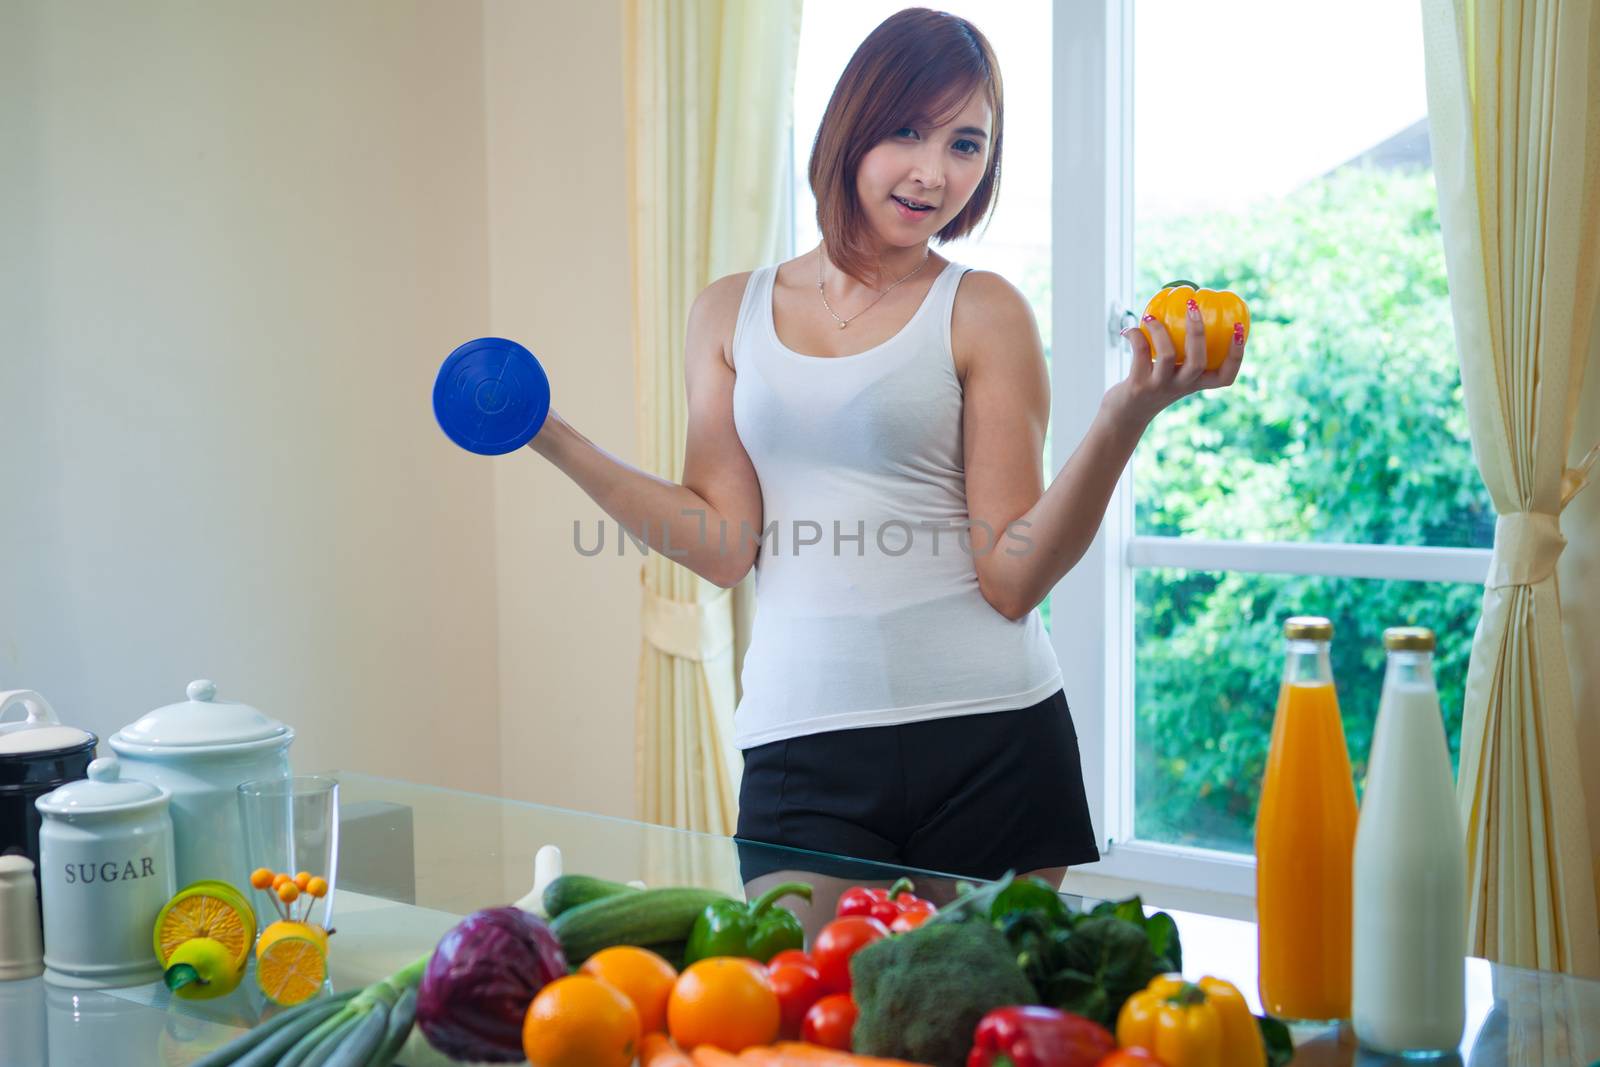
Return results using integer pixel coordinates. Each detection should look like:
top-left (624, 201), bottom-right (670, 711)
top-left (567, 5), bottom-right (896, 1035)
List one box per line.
top-left (432, 337), bottom-right (551, 455)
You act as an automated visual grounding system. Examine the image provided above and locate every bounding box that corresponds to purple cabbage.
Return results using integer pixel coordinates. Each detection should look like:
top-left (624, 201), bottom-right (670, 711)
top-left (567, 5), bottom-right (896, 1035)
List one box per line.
top-left (416, 906), bottom-right (569, 1062)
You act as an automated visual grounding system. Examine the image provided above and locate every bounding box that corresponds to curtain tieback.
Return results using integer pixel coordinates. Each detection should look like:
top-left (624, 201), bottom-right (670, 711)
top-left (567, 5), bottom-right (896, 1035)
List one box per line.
top-left (640, 568), bottom-right (734, 661)
top-left (1485, 443), bottom-right (1600, 589)
top-left (1488, 513), bottom-right (1565, 588)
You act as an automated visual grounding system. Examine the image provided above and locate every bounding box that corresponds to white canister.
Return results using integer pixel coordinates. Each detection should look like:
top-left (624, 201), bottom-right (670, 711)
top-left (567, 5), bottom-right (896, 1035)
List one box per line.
top-left (36, 756), bottom-right (175, 989)
top-left (109, 680), bottom-right (292, 893)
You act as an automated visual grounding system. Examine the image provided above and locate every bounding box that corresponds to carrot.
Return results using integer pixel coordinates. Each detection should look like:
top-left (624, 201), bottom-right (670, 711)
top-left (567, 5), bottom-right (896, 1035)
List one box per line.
top-left (770, 1041), bottom-right (936, 1067)
top-left (737, 1048), bottom-right (787, 1067)
top-left (692, 1046), bottom-right (746, 1067)
top-left (640, 1032), bottom-right (694, 1067)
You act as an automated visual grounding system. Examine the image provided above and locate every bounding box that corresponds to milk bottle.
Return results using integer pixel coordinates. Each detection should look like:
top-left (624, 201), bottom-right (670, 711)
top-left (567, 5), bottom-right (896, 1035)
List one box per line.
top-left (1352, 626), bottom-right (1466, 1056)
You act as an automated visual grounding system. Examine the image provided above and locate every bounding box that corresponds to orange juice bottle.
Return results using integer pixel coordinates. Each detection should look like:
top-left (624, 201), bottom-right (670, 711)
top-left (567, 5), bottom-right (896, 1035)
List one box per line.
top-left (1255, 615), bottom-right (1358, 1023)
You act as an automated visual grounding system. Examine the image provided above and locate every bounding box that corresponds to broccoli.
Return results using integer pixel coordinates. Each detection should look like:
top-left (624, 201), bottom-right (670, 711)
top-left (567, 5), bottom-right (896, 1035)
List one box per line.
top-left (849, 917), bottom-right (1036, 1067)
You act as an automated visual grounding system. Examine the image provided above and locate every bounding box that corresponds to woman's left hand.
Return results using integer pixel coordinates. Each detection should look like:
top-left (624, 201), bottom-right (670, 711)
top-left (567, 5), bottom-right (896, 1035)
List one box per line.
top-left (1110, 301), bottom-right (1245, 424)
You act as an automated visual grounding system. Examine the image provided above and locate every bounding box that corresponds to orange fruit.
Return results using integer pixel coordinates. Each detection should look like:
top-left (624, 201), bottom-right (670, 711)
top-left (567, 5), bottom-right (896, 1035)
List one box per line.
top-left (667, 956), bottom-right (781, 1053)
top-left (522, 974), bottom-right (640, 1067)
top-left (580, 946), bottom-right (678, 1034)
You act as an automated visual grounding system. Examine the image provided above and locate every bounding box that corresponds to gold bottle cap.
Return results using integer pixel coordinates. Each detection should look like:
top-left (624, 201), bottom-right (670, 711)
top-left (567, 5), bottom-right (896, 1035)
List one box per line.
top-left (1283, 616), bottom-right (1333, 641)
top-left (1383, 626), bottom-right (1436, 652)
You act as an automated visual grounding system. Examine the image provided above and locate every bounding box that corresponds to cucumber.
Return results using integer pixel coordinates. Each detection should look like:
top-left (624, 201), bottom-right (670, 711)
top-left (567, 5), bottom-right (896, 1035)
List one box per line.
top-left (550, 887), bottom-right (731, 965)
top-left (542, 874), bottom-right (639, 918)
top-left (643, 939), bottom-right (687, 970)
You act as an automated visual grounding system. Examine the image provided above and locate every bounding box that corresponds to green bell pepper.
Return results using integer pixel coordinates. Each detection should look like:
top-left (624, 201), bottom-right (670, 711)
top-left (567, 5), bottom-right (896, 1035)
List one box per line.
top-left (683, 881), bottom-right (812, 965)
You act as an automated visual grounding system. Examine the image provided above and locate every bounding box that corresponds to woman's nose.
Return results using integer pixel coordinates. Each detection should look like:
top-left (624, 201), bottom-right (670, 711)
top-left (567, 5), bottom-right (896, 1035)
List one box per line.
top-left (909, 144), bottom-right (945, 188)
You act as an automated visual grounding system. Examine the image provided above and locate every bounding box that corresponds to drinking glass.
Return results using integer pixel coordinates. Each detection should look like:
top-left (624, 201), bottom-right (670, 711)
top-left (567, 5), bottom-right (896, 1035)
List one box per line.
top-left (237, 776), bottom-right (339, 933)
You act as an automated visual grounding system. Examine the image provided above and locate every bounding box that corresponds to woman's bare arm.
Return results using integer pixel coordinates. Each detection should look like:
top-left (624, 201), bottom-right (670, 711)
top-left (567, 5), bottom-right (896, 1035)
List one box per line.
top-left (958, 273), bottom-right (1245, 619)
top-left (528, 274), bottom-right (763, 588)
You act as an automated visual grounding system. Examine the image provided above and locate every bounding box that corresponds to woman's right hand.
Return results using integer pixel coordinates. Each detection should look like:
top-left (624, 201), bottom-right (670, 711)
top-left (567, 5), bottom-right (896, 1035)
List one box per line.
top-left (1112, 301), bottom-right (1247, 426)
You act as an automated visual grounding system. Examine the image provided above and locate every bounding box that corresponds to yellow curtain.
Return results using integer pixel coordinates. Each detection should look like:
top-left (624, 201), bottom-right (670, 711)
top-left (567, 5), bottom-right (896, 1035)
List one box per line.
top-left (624, 0), bottom-right (801, 837)
top-left (1422, 0), bottom-right (1600, 976)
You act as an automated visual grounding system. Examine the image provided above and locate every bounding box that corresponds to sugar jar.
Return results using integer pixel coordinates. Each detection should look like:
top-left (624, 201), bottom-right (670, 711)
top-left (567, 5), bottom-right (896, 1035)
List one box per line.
top-left (35, 757), bottom-right (175, 988)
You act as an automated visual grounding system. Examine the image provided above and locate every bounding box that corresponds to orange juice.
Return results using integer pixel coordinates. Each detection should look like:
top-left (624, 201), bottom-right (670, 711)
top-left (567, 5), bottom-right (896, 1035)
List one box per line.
top-left (1255, 617), bottom-right (1358, 1023)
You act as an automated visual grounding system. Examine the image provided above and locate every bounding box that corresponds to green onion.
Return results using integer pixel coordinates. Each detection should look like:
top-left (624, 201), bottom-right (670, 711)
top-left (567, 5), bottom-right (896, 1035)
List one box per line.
top-left (367, 986), bottom-right (418, 1067)
top-left (322, 1005), bottom-right (391, 1067)
top-left (228, 995), bottom-right (358, 1067)
top-left (184, 991), bottom-right (357, 1067)
top-left (187, 950), bottom-right (432, 1067)
top-left (280, 1008), bottom-right (358, 1067)
top-left (302, 1009), bottom-right (372, 1067)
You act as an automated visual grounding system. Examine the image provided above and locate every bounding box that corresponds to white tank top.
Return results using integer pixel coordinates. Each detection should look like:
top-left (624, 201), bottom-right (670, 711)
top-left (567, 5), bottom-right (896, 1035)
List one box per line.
top-left (729, 259), bottom-right (1063, 749)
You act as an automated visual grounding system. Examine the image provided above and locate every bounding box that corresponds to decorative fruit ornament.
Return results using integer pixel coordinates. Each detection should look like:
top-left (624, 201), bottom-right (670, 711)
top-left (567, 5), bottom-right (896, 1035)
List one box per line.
top-left (163, 936), bottom-right (244, 1000)
top-left (246, 869), bottom-right (334, 1005)
top-left (255, 921), bottom-right (328, 1006)
top-left (152, 881), bottom-right (256, 972)
top-left (1141, 280), bottom-right (1250, 370)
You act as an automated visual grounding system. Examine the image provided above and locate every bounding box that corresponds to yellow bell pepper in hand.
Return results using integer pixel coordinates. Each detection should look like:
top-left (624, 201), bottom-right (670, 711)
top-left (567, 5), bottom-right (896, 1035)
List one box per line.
top-left (1115, 974), bottom-right (1266, 1067)
top-left (1140, 281), bottom-right (1250, 371)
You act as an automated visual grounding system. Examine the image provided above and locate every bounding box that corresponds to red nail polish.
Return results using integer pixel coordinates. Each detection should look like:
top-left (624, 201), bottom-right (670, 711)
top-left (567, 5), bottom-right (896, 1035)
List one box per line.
top-left (1186, 298), bottom-right (1200, 313)
top-left (1142, 313), bottom-right (1157, 322)
top-left (1233, 322), bottom-right (1245, 342)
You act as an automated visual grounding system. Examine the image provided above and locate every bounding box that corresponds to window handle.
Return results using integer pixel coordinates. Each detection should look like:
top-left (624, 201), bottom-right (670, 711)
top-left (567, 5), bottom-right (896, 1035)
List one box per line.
top-left (1108, 303), bottom-right (1138, 345)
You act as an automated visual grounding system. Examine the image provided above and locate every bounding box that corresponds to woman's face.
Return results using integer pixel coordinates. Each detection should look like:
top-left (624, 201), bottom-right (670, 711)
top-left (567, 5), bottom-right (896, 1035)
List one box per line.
top-left (854, 88), bottom-right (993, 251)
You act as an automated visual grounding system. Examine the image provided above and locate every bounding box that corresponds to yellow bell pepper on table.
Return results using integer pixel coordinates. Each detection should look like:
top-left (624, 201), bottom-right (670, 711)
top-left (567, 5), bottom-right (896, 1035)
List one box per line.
top-left (1115, 974), bottom-right (1266, 1067)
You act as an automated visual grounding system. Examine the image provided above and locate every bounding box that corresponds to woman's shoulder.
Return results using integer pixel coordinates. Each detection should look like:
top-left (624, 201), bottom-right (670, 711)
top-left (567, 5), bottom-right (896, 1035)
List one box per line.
top-left (950, 268), bottom-right (1042, 380)
top-left (952, 267), bottom-right (1036, 333)
top-left (689, 270), bottom-right (761, 373)
top-left (695, 268), bottom-right (758, 309)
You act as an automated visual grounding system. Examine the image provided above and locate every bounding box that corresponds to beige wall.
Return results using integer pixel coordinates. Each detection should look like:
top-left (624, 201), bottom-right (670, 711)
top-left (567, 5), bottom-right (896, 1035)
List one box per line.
top-left (484, 0), bottom-right (641, 818)
top-left (0, 2), bottom-right (504, 792)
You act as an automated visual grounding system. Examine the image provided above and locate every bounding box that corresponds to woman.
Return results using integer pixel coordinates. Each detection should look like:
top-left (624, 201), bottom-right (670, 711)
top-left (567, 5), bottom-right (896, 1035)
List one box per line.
top-left (531, 9), bottom-right (1243, 903)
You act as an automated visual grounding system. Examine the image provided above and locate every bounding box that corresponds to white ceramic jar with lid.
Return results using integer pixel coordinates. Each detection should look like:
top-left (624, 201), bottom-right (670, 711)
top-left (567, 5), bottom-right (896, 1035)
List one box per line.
top-left (109, 680), bottom-right (293, 893)
top-left (35, 756), bottom-right (175, 988)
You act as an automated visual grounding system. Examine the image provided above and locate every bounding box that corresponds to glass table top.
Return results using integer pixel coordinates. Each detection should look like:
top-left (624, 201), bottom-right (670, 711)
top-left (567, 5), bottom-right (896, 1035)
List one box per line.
top-left (3, 771), bottom-right (1596, 1066)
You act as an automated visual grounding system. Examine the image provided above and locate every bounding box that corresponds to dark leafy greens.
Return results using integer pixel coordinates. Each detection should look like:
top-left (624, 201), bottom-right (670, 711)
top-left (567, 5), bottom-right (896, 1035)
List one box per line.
top-left (931, 873), bottom-right (1181, 1028)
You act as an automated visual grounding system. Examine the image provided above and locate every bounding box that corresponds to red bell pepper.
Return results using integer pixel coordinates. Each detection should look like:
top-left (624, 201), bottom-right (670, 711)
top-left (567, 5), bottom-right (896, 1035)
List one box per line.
top-left (967, 1005), bottom-right (1117, 1067)
top-left (836, 877), bottom-right (937, 928)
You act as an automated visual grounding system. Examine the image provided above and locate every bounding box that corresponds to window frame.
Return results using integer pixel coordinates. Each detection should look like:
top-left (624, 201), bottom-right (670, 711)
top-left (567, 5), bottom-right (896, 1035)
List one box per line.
top-left (1048, 0), bottom-right (1491, 899)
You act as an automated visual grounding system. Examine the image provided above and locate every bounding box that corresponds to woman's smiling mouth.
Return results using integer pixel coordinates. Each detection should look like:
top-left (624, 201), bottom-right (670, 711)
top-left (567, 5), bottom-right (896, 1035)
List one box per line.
top-left (892, 194), bottom-right (936, 218)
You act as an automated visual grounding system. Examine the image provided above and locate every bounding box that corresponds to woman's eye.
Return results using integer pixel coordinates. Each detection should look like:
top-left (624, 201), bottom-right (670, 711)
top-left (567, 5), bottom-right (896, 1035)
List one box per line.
top-left (893, 128), bottom-right (979, 154)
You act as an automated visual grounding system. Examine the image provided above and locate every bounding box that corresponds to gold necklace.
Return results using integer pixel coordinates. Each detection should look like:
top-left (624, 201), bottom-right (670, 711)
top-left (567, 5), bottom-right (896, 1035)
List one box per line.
top-left (817, 249), bottom-right (931, 329)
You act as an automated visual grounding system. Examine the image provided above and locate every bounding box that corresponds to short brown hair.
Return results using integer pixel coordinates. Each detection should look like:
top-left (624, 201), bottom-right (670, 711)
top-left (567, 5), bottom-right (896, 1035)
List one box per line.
top-left (807, 8), bottom-right (1004, 283)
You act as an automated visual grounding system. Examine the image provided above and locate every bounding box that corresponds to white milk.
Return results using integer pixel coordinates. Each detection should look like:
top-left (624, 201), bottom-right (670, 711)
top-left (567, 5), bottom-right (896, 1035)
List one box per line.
top-left (1352, 642), bottom-right (1467, 1056)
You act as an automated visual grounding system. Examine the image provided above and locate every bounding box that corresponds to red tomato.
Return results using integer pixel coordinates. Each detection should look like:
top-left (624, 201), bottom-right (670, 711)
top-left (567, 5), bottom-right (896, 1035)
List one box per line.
top-left (810, 916), bottom-right (890, 994)
top-left (837, 883), bottom-right (934, 925)
top-left (767, 949), bottom-right (812, 970)
top-left (835, 886), bottom-right (884, 919)
top-left (889, 900), bottom-right (936, 933)
top-left (766, 954), bottom-right (825, 1040)
top-left (800, 993), bottom-right (858, 1051)
top-left (1099, 1050), bottom-right (1165, 1067)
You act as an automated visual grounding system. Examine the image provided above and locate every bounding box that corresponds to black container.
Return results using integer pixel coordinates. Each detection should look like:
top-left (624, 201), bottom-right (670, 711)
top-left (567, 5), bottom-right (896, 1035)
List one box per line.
top-left (0, 733), bottom-right (98, 892)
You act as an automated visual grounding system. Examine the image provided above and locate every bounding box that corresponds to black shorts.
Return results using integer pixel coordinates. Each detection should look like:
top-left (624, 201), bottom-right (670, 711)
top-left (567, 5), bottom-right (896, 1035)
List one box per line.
top-left (734, 689), bottom-right (1100, 883)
